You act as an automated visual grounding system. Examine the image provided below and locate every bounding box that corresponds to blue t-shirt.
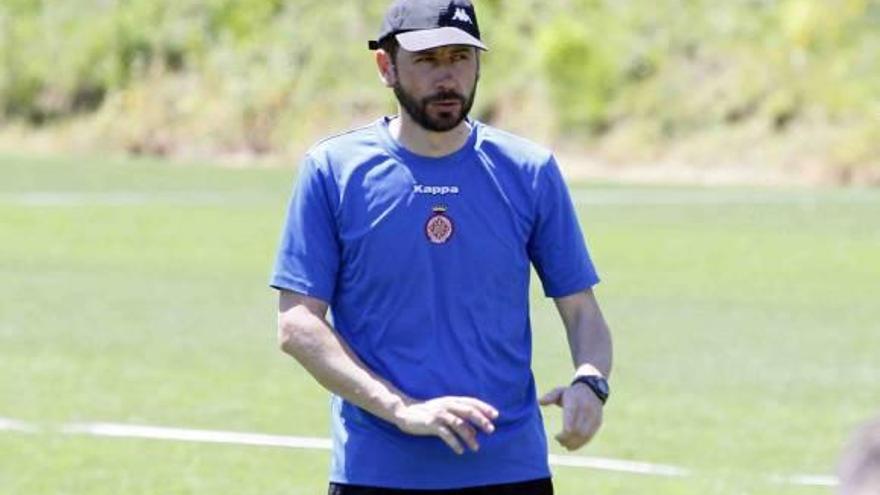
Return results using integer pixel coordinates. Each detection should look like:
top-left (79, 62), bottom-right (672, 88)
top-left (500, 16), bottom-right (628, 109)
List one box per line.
top-left (271, 117), bottom-right (599, 489)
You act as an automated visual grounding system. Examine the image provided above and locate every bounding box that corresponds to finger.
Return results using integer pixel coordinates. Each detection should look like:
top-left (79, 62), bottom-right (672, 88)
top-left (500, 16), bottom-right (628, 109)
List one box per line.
top-left (539, 387), bottom-right (565, 406)
top-left (441, 412), bottom-right (479, 452)
top-left (559, 412), bottom-right (600, 451)
top-left (572, 429), bottom-right (594, 450)
top-left (577, 407), bottom-right (601, 436)
top-left (454, 397), bottom-right (500, 420)
top-left (568, 400), bottom-right (586, 432)
top-left (562, 392), bottom-right (577, 433)
top-left (583, 412), bottom-right (602, 442)
top-left (447, 403), bottom-right (495, 434)
top-left (554, 431), bottom-right (568, 446)
top-left (574, 401), bottom-right (602, 436)
top-left (436, 425), bottom-right (465, 455)
top-left (555, 430), bottom-right (577, 450)
top-left (574, 413), bottom-right (591, 437)
top-left (556, 430), bottom-right (587, 451)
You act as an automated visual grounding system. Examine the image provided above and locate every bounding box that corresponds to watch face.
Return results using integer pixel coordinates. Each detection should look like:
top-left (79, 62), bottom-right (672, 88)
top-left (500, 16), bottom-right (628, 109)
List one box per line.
top-left (574, 376), bottom-right (609, 402)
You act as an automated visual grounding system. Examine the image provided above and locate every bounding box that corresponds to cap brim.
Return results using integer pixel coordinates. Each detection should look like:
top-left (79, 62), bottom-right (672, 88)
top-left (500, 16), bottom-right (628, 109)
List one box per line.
top-left (395, 27), bottom-right (488, 52)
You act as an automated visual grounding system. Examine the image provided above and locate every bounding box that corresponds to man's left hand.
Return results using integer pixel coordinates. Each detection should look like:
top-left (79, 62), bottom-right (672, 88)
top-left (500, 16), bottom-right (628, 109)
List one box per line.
top-left (539, 383), bottom-right (603, 451)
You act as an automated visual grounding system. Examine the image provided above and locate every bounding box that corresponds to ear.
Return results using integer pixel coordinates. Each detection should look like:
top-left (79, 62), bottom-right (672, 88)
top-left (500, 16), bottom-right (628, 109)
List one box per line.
top-left (376, 49), bottom-right (397, 88)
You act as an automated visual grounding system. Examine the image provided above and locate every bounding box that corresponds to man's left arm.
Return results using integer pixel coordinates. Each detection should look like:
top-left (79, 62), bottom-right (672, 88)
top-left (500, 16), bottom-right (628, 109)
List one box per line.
top-left (539, 288), bottom-right (613, 451)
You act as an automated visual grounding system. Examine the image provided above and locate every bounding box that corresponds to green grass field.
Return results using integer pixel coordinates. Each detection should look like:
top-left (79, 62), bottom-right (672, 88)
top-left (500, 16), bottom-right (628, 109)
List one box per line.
top-left (1, 153), bottom-right (878, 494)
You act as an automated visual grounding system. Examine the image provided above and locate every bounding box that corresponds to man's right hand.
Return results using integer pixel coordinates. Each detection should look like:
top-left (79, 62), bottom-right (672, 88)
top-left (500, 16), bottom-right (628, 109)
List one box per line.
top-left (392, 397), bottom-right (499, 455)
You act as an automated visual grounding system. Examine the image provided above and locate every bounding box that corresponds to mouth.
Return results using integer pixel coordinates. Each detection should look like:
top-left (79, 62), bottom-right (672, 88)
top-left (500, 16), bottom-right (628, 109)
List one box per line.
top-left (430, 99), bottom-right (463, 111)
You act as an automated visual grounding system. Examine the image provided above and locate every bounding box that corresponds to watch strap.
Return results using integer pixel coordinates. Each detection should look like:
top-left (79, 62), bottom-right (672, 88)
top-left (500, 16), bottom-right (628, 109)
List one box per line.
top-left (570, 375), bottom-right (609, 405)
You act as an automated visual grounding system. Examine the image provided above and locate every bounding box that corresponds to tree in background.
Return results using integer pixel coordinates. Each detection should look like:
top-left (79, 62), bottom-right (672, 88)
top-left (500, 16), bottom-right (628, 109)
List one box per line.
top-left (0, 0), bottom-right (878, 181)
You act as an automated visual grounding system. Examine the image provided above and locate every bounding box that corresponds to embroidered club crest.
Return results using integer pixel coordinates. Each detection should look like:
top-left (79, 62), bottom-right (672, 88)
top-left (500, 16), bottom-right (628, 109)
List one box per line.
top-left (425, 205), bottom-right (454, 244)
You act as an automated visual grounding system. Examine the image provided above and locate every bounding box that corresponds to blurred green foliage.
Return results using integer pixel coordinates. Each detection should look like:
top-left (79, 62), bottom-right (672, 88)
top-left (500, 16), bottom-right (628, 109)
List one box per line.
top-left (0, 0), bottom-right (878, 171)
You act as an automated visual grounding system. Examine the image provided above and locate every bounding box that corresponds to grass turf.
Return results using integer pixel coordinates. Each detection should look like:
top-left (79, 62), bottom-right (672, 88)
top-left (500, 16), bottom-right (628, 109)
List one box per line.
top-left (1, 152), bottom-right (878, 494)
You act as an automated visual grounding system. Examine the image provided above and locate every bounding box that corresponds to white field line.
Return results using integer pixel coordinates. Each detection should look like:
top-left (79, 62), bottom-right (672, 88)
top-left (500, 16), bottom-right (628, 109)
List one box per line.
top-left (1, 189), bottom-right (878, 207)
top-left (770, 474), bottom-right (840, 487)
top-left (0, 416), bottom-right (838, 486)
top-left (0, 416), bottom-right (41, 433)
top-left (548, 453), bottom-right (688, 477)
top-left (61, 421), bottom-right (332, 450)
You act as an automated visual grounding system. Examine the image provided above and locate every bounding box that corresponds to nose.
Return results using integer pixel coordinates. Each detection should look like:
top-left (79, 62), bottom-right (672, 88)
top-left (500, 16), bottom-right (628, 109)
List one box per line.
top-left (433, 66), bottom-right (457, 92)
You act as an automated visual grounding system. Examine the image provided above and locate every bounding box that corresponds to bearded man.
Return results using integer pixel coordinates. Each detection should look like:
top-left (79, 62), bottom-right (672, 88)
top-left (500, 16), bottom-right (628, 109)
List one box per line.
top-left (271, 1), bottom-right (613, 493)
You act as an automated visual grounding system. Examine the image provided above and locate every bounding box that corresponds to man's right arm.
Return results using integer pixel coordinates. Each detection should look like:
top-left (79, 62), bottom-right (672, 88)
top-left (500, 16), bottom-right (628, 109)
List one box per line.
top-left (277, 290), bottom-right (498, 454)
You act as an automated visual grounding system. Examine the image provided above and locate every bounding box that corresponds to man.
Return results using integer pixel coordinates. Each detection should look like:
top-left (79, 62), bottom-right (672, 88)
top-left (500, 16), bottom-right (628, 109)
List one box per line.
top-left (270, 0), bottom-right (613, 493)
top-left (838, 416), bottom-right (880, 495)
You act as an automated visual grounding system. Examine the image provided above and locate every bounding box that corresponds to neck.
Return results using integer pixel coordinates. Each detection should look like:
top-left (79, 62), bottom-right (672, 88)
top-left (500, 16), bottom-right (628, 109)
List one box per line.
top-left (389, 110), bottom-right (471, 158)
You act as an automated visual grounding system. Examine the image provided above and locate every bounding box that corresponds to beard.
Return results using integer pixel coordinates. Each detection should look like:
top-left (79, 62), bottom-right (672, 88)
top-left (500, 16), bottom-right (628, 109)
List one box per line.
top-left (393, 75), bottom-right (479, 133)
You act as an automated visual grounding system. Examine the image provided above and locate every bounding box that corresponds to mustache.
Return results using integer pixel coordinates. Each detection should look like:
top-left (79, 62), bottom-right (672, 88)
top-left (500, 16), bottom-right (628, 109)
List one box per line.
top-left (423, 91), bottom-right (466, 105)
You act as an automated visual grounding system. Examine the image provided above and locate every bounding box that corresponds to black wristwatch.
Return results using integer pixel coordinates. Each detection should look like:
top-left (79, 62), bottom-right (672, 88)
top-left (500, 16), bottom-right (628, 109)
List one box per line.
top-left (571, 375), bottom-right (610, 405)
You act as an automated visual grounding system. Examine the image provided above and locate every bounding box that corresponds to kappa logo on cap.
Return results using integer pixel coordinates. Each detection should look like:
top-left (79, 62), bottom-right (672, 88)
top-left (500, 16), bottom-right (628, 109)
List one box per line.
top-left (451, 7), bottom-right (473, 24)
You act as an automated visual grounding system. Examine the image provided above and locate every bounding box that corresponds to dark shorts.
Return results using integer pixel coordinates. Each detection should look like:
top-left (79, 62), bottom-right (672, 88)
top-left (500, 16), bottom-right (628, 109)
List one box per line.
top-left (328, 478), bottom-right (553, 495)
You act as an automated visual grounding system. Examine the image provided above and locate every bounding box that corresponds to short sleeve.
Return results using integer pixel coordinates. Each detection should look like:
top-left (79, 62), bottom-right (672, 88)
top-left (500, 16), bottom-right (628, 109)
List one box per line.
top-left (269, 154), bottom-right (341, 303)
top-left (527, 156), bottom-right (600, 298)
